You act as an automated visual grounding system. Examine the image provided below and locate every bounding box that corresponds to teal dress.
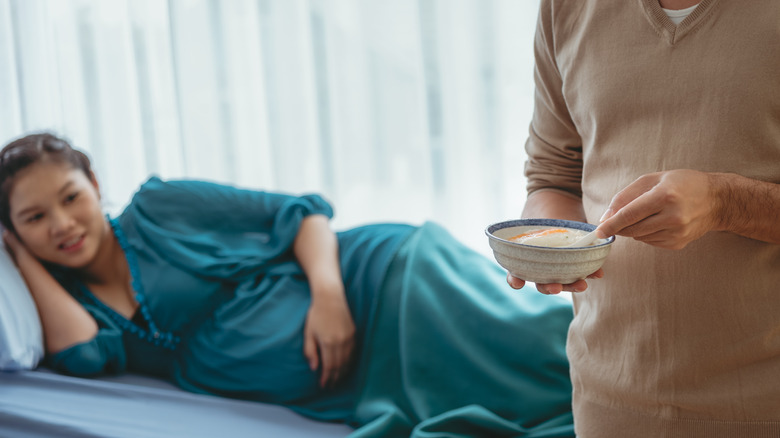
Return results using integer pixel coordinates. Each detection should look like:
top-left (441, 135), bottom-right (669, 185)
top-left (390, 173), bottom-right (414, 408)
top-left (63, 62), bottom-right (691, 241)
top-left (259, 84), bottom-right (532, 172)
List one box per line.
top-left (47, 177), bottom-right (575, 437)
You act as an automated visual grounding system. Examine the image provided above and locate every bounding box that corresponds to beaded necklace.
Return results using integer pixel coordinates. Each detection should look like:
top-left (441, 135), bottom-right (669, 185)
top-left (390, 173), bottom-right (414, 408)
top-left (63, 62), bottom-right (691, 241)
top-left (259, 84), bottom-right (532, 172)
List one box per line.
top-left (75, 217), bottom-right (179, 350)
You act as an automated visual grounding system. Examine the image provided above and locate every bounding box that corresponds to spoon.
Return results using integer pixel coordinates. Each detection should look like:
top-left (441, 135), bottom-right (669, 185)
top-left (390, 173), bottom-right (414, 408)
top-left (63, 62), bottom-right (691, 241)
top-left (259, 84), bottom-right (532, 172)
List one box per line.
top-left (565, 230), bottom-right (600, 248)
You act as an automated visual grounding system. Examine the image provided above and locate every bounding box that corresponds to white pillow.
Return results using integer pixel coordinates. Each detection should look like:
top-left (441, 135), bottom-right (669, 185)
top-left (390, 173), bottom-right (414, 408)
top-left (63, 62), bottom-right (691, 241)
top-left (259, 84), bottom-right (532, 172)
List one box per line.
top-left (0, 226), bottom-right (44, 370)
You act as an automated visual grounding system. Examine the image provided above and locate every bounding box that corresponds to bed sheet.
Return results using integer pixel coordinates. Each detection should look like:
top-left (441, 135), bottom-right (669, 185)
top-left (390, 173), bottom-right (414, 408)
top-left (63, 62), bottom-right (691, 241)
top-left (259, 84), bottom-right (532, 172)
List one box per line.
top-left (0, 369), bottom-right (353, 438)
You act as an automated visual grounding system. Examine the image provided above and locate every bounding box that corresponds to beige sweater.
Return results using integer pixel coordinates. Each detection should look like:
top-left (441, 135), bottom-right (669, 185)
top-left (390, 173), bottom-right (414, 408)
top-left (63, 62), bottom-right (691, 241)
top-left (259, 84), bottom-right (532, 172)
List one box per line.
top-left (525, 0), bottom-right (780, 436)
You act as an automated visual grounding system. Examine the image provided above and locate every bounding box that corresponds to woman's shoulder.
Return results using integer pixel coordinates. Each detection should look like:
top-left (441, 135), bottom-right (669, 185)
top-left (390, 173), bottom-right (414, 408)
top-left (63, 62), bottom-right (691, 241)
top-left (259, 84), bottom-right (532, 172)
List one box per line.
top-left (129, 176), bottom-right (256, 212)
top-left (130, 176), bottom-right (332, 218)
top-left (121, 176), bottom-right (231, 228)
top-left (135, 176), bottom-right (224, 199)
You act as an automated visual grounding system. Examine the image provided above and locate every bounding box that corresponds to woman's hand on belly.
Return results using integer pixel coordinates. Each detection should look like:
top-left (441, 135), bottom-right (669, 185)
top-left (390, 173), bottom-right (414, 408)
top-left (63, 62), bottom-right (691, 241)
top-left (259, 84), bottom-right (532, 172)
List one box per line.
top-left (303, 282), bottom-right (356, 389)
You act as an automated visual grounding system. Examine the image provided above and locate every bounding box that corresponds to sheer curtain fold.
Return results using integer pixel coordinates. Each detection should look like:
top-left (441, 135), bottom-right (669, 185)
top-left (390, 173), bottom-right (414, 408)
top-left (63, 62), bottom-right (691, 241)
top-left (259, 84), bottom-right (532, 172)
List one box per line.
top-left (0, 0), bottom-right (539, 254)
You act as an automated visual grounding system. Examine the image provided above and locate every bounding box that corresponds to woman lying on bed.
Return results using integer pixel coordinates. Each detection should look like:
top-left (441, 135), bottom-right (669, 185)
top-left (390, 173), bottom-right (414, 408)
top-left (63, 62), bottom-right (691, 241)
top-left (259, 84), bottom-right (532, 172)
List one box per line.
top-left (0, 133), bottom-right (575, 438)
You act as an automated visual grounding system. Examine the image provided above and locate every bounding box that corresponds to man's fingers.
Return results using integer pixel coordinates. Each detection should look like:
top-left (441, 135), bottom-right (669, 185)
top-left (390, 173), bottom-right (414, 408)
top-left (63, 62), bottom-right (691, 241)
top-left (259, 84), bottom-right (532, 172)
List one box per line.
top-left (536, 283), bottom-right (562, 294)
top-left (507, 273), bottom-right (526, 289)
top-left (599, 188), bottom-right (665, 237)
top-left (611, 212), bottom-right (667, 238)
top-left (565, 279), bottom-right (590, 293)
top-left (603, 175), bottom-right (659, 217)
top-left (536, 273), bottom-right (602, 295)
top-left (633, 231), bottom-right (691, 250)
top-left (599, 173), bottom-right (665, 235)
top-left (586, 268), bottom-right (604, 279)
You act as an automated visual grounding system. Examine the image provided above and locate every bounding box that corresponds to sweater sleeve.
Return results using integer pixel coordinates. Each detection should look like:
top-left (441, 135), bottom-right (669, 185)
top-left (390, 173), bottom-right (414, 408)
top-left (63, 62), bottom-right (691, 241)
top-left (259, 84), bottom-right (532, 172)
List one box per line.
top-left (44, 309), bottom-right (126, 377)
top-left (524, 0), bottom-right (584, 199)
top-left (121, 177), bottom-right (334, 279)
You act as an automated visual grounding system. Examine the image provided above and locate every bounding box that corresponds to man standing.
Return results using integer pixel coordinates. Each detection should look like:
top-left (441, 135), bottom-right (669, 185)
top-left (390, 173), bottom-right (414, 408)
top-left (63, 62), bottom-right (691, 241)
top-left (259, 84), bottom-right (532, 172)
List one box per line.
top-left (509, 1), bottom-right (780, 436)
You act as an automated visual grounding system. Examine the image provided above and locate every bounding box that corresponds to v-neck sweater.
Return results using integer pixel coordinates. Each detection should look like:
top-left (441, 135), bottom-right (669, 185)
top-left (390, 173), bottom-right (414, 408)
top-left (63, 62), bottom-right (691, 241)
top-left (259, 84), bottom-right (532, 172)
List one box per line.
top-left (525, 1), bottom-right (780, 436)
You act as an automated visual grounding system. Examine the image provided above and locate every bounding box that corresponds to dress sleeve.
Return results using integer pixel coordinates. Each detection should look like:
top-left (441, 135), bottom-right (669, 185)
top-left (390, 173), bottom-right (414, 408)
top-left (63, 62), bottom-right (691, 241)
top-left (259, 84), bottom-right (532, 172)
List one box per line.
top-left (524, 0), bottom-right (584, 198)
top-left (120, 177), bottom-right (334, 279)
top-left (44, 308), bottom-right (127, 376)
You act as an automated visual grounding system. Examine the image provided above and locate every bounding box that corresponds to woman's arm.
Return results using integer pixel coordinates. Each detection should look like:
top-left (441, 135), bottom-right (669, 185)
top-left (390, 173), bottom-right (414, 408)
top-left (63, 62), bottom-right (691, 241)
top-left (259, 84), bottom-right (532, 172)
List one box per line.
top-left (293, 214), bottom-right (355, 389)
top-left (3, 231), bottom-right (98, 354)
top-left (128, 178), bottom-right (335, 271)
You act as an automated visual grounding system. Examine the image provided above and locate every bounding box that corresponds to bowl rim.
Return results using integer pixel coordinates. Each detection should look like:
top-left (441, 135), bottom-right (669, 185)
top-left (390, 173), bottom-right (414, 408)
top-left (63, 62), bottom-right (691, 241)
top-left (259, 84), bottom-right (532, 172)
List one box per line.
top-left (485, 218), bottom-right (616, 250)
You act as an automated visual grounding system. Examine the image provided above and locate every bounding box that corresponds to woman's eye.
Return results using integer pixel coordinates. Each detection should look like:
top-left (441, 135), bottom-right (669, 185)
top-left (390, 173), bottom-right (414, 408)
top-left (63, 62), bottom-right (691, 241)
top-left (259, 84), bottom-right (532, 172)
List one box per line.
top-left (26, 213), bottom-right (44, 224)
top-left (64, 192), bottom-right (80, 204)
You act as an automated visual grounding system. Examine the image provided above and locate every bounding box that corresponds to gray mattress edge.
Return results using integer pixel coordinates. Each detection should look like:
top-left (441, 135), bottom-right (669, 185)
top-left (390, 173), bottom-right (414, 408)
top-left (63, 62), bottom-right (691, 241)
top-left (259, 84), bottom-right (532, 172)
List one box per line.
top-left (0, 369), bottom-right (352, 438)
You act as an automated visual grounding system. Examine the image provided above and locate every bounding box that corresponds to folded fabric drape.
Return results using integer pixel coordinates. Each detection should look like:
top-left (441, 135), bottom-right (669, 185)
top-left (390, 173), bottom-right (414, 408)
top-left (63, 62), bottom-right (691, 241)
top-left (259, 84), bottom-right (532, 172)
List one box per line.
top-left (351, 222), bottom-right (574, 437)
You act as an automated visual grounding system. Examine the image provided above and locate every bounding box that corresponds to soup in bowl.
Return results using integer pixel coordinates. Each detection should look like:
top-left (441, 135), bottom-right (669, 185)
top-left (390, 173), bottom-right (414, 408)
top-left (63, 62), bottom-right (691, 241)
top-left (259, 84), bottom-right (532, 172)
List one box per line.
top-left (485, 218), bottom-right (615, 284)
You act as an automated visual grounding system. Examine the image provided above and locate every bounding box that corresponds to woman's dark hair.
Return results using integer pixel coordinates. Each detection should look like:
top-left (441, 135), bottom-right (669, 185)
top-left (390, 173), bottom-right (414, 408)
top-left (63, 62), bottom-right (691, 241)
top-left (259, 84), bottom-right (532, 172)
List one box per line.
top-left (0, 133), bottom-right (93, 233)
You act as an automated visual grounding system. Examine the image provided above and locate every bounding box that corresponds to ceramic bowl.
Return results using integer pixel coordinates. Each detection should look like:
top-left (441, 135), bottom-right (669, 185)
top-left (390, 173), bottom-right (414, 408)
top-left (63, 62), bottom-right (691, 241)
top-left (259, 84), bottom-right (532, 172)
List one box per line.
top-left (485, 218), bottom-right (615, 284)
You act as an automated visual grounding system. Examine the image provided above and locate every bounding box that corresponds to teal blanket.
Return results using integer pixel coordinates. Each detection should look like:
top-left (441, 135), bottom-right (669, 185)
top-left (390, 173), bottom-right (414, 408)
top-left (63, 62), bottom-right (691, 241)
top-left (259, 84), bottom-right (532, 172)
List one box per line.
top-left (350, 223), bottom-right (575, 437)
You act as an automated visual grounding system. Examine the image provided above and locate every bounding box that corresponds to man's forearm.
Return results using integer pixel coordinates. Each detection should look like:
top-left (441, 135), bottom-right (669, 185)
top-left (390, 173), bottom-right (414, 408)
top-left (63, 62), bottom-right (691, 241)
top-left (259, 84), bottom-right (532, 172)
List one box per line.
top-left (522, 189), bottom-right (588, 222)
top-left (711, 173), bottom-right (780, 244)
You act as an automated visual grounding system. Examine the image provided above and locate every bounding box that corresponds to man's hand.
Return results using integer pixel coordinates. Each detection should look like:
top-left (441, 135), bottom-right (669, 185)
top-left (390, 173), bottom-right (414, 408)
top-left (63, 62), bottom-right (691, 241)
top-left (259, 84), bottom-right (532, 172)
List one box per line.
top-left (507, 269), bottom-right (604, 294)
top-left (596, 170), bottom-right (719, 250)
top-left (510, 189), bottom-right (604, 294)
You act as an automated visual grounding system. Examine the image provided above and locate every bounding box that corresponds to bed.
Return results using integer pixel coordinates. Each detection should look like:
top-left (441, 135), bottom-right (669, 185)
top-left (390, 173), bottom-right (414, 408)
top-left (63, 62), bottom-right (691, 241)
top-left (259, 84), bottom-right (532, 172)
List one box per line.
top-left (0, 368), bottom-right (353, 438)
top-left (0, 230), bottom-right (353, 437)
top-left (0, 224), bottom-right (576, 438)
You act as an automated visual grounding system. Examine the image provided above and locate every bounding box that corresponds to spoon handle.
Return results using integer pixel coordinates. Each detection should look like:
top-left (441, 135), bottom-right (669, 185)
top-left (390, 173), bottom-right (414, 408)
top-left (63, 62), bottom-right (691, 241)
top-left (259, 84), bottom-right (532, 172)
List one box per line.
top-left (566, 230), bottom-right (599, 247)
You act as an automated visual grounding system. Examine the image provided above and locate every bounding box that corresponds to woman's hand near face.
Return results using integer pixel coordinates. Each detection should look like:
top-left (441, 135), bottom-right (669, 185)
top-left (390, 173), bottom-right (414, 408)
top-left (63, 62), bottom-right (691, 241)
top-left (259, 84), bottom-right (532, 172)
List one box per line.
top-left (4, 229), bottom-right (38, 267)
top-left (3, 230), bottom-right (98, 353)
top-left (293, 214), bottom-right (355, 388)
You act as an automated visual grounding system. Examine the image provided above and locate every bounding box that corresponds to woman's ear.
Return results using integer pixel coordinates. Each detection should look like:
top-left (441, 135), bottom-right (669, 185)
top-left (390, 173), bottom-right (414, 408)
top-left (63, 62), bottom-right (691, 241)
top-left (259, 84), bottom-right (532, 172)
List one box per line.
top-left (89, 171), bottom-right (101, 200)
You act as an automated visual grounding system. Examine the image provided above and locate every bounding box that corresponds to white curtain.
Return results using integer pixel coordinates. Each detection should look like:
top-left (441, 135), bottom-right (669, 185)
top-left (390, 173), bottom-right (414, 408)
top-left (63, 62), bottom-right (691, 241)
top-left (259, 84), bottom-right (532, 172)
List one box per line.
top-left (0, 0), bottom-right (540, 255)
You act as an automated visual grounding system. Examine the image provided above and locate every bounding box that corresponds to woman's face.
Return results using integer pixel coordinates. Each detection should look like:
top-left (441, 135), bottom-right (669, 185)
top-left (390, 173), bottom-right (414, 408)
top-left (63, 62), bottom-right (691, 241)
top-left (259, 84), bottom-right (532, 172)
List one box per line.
top-left (8, 161), bottom-right (109, 269)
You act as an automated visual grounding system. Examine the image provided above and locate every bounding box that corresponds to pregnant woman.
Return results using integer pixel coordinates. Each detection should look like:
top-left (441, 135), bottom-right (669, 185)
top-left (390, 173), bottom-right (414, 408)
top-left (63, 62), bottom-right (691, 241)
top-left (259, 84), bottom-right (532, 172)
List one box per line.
top-left (1, 133), bottom-right (574, 437)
